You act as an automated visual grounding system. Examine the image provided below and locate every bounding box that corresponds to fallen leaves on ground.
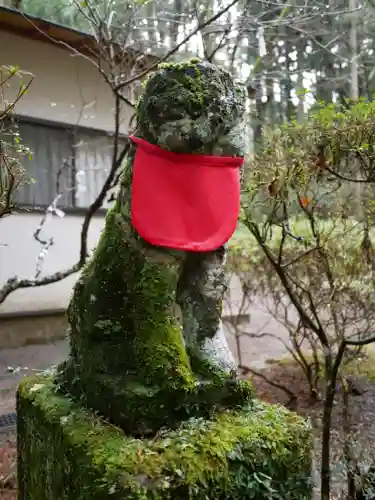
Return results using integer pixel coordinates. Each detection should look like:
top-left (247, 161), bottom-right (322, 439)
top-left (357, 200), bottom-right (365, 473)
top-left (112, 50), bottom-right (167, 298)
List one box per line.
top-left (0, 437), bottom-right (16, 500)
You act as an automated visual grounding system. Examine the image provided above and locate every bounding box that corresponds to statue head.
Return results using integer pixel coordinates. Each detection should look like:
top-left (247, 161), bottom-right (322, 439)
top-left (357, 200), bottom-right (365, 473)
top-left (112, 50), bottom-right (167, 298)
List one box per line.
top-left (135, 59), bottom-right (246, 156)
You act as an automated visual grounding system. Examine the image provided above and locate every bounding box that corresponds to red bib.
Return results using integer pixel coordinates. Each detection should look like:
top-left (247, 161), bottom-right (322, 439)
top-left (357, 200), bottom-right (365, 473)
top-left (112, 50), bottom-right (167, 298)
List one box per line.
top-left (130, 136), bottom-right (243, 252)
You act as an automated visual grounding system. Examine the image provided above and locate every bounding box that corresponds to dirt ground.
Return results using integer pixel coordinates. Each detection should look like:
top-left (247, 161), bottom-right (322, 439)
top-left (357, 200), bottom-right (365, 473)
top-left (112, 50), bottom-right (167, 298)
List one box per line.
top-left (252, 359), bottom-right (375, 499)
top-left (2, 357), bottom-right (375, 499)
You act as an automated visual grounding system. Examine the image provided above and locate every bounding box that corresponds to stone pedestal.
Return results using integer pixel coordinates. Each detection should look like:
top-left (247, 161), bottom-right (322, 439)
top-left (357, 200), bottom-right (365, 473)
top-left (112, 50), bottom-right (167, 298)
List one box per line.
top-left (18, 375), bottom-right (312, 500)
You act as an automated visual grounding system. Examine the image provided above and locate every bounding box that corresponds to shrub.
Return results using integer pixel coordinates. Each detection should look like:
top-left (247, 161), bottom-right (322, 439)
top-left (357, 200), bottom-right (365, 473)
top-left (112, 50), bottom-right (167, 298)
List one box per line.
top-left (226, 98), bottom-right (375, 499)
top-left (226, 99), bottom-right (375, 399)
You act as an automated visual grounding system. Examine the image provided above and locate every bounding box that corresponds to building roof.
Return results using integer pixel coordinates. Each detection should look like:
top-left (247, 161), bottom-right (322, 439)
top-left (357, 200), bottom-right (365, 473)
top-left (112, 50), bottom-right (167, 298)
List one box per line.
top-left (0, 6), bottom-right (101, 54)
top-left (0, 5), bottom-right (158, 64)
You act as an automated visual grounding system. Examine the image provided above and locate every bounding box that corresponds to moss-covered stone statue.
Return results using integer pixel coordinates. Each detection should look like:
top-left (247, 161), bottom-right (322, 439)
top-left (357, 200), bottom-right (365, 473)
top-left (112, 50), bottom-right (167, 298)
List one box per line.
top-left (55, 59), bottom-right (253, 434)
top-left (17, 59), bottom-right (313, 500)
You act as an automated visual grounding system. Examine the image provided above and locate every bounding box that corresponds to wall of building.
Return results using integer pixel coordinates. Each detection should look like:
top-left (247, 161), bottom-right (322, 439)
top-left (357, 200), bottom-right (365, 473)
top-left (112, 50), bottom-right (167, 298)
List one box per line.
top-left (0, 211), bottom-right (105, 314)
top-left (0, 209), bottom-right (251, 316)
top-left (0, 30), bottom-right (131, 133)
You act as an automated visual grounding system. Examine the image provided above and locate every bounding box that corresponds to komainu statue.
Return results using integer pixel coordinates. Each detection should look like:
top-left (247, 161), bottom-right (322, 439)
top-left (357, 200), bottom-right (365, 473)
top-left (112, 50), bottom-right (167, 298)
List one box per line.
top-left (17, 59), bottom-right (313, 500)
top-left (57, 59), bottom-right (252, 434)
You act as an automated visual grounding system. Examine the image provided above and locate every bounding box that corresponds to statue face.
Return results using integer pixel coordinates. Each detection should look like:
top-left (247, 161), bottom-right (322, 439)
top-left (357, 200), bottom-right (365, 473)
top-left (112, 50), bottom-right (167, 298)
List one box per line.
top-left (135, 60), bottom-right (247, 157)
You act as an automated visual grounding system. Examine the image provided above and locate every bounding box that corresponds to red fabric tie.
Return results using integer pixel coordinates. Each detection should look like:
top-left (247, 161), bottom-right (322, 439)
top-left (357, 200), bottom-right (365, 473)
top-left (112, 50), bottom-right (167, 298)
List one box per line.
top-left (130, 135), bottom-right (243, 252)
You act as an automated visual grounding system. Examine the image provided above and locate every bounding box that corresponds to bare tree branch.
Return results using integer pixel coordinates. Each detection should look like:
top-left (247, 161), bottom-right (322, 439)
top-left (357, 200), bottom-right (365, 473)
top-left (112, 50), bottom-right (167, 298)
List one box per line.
top-left (113, 0), bottom-right (242, 92)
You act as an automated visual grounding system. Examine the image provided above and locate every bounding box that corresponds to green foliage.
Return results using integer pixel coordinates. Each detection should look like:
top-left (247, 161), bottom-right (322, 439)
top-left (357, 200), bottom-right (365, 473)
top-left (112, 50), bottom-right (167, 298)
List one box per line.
top-left (247, 98), bottom-right (375, 200)
top-left (227, 99), bottom-right (375, 398)
top-left (237, 98), bottom-right (375, 290)
top-left (229, 218), bottom-right (375, 295)
top-left (18, 374), bottom-right (313, 500)
top-left (19, 0), bottom-right (91, 32)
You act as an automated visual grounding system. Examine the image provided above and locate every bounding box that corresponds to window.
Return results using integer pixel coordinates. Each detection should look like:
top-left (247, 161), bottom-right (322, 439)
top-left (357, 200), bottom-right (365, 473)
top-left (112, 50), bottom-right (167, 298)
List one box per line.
top-left (74, 132), bottom-right (118, 209)
top-left (13, 118), bottom-right (125, 210)
top-left (13, 121), bottom-right (74, 208)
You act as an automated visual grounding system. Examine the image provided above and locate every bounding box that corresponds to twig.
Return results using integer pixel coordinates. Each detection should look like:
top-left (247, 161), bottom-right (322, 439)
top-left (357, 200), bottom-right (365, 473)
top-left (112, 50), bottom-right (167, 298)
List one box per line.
top-left (0, 99), bottom-right (129, 305)
top-left (33, 194), bottom-right (63, 278)
top-left (239, 364), bottom-right (297, 407)
top-left (114, 0), bottom-right (242, 91)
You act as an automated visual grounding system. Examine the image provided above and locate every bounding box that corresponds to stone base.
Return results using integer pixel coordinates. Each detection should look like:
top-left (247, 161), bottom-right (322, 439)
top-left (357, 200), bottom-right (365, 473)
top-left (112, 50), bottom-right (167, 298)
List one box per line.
top-left (17, 375), bottom-right (313, 500)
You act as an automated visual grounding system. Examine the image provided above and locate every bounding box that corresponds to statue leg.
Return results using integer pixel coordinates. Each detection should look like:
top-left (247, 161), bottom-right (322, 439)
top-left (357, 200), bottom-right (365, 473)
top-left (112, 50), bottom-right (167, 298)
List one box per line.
top-left (176, 245), bottom-right (237, 378)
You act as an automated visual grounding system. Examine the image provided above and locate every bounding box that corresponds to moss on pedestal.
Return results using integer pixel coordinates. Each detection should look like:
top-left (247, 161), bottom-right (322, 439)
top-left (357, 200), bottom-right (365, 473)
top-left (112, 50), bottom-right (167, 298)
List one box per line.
top-left (57, 359), bottom-right (253, 436)
top-left (18, 375), bottom-right (313, 500)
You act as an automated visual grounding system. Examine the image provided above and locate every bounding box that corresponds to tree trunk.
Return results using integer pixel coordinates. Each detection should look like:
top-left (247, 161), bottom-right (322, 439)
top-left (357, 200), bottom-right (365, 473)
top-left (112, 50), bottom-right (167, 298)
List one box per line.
top-left (349, 0), bottom-right (359, 100)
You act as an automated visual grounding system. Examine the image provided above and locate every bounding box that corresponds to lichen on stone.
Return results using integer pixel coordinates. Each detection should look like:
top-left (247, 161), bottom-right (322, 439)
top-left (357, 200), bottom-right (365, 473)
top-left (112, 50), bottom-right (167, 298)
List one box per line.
top-left (136, 59), bottom-right (246, 156)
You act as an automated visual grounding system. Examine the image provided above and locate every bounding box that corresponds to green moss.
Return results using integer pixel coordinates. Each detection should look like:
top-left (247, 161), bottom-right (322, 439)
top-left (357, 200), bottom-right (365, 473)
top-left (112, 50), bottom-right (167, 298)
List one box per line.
top-left (60, 203), bottom-right (253, 433)
top-left (59, 204), bottom-right (215, 432)
top-left (18, 375), bottom-right (313, 500)
top-left (65, 209), bottom-right (191, 389)
top-left (57, 361), bottom-right (253, 436)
